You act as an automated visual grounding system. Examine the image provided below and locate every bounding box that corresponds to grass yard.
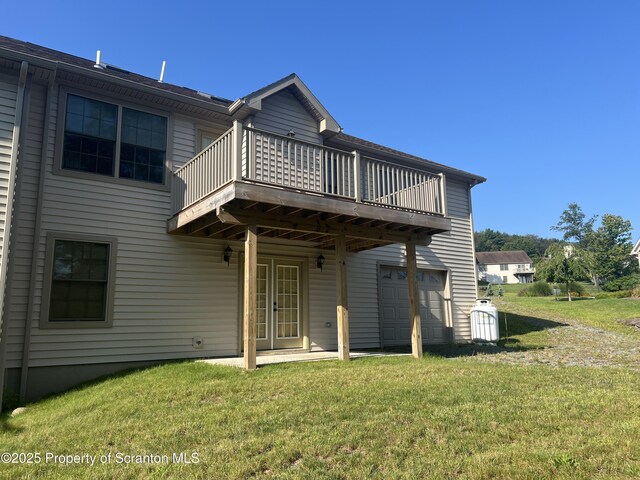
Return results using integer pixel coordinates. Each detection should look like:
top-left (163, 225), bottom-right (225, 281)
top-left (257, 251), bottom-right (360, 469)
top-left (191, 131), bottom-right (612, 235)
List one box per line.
top-left (1, 293), bottom-right (639, 479)
top-left (492, 283), bottom-right (640, 338)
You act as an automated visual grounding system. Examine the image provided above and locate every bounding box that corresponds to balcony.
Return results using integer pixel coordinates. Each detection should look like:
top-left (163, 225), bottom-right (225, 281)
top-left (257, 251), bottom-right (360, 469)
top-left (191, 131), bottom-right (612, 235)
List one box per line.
top-left (168, 122), bottom-right (451, 251)
top-left (514, 266), bottom-right (535, 274)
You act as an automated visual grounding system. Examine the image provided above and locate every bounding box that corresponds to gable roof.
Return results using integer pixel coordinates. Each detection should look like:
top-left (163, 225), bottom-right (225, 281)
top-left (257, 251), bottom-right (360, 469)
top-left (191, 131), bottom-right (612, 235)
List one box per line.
top-left (476, 251), bottom-right (532, 265)
top-left (239, 73), bottom-right (341, 134)
top-left (632, 239), bottom-right (640, 256)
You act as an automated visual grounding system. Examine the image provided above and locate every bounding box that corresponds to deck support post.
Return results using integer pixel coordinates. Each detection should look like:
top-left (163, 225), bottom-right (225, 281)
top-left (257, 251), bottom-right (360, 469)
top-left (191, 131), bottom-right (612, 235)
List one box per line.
top-left (243, 224), bottom-right (257, 370)
top-left (406, 240), bottom-right (423, 359)
top-left (335, 234), bottom-right (350, 360)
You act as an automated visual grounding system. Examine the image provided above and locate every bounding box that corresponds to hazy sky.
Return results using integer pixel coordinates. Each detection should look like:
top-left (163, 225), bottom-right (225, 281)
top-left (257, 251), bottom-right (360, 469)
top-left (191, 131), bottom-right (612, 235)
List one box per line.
top-left (4, 0), bottom-right (639, 240)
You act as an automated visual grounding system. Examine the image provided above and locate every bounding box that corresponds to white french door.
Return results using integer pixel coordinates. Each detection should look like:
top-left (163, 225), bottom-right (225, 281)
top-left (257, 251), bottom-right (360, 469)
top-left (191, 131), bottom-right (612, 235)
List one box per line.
top-left (254, 258), bottom-right (303, 350)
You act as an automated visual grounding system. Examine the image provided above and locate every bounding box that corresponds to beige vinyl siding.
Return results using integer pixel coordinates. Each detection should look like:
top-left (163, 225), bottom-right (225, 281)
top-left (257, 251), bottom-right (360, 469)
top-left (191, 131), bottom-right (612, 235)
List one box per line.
top-left (4, 82), bottom-right (48, 366)
top-left (0, 77), bottom-right (18, 282)
top-left (252, 89), bottom-right (322, 145)
top-left (348, 179), bottom-right (477, 347)
top-left (171, 117), bottom-right (197, 170)
top-left (307, 250), bottom-right (338, 351)
top-left (21, 90), bottom-right (243, 367)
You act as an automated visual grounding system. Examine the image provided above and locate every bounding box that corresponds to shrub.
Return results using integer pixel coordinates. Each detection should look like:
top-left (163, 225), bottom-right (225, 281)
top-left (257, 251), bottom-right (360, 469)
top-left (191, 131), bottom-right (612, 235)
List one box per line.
top-left (559, 281), bottom-right (586, 297)
top-left (595, 290), bottom-right (631, 299)
top-left (518, 281), bottom-right (552, 297)
top-left (602, 274), bottom-right (640, 292)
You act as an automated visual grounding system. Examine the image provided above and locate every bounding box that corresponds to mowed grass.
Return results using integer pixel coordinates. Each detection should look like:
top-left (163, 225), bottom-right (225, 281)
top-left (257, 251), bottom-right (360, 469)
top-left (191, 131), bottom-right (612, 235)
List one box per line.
top-left (2, 288), bottom-right (639, 479)
top-left (493, 283), bottom-right (640, 337)
top-left (2, 355), bottom-right (640, 479)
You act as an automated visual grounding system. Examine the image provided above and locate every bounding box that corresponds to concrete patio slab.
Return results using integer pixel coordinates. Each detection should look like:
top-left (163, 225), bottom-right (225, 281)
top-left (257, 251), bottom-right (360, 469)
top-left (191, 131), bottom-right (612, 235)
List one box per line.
top-left (198, 351), bottom-right (409, 368)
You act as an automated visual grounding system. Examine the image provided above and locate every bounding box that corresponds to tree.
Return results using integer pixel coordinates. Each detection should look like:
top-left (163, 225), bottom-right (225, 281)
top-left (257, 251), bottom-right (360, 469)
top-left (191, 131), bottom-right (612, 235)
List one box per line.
top-left (474, 229), bottom-right (506, 252)
top-left (551, 203), bottom-right (597, 246)
top-left (536, 243), bottom-right (588, 301)
top-left (474, 229), bottom-right (557, 261)
top-left (583, 214), bottom-right (637, 285)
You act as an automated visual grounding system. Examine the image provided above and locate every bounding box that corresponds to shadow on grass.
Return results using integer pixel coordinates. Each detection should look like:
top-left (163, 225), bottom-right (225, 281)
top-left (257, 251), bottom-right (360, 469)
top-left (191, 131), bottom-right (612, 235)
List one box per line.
top-left (1, 359), bottom-right (193, 415)
top-left (0, 415), bottom-right (23, 434)
top-left (382, 312), bottom-right (569, 359)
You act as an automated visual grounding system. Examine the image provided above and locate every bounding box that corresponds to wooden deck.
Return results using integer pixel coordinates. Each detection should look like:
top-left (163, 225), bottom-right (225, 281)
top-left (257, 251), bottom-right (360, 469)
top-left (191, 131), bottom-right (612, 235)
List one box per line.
top-left (168, 122), bottom-right (451, 252)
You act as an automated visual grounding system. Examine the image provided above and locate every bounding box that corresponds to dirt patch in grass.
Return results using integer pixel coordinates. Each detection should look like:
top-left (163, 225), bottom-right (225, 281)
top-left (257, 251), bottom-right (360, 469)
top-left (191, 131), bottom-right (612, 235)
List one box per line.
top-left (459, 302), bottom-right (640, 370)
top-left (624, 318), bottom-right (640, 329)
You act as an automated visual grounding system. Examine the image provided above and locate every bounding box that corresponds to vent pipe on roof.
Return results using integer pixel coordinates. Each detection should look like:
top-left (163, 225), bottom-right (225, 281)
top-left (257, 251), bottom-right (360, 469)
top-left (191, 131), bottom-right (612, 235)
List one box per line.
top-left (159, 61), bottom-right (166, 82)
top-left (94, 50), bottom-right (104, 69)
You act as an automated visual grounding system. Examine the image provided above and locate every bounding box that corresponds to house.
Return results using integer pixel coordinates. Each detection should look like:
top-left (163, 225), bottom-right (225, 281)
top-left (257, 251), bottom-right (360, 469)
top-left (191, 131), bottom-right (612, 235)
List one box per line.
top-left (0, 36), bottom-right (485, 406)
top-left (632, 239), bottom-right (640, 267)
top-left (476, 251), bottom-right (535, 284)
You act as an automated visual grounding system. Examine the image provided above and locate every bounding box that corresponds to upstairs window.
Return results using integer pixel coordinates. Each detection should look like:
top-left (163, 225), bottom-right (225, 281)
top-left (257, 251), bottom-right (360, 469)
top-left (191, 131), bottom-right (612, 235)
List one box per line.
top-left (500, 264), bottom-right (509, 271)
top-left (61, 93), bottom-right (167, 185)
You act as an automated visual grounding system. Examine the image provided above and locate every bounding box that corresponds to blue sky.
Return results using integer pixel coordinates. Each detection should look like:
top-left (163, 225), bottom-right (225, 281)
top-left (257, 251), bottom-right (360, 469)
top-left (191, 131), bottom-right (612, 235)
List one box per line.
top-left (4, 1), bottom-right (639, 240)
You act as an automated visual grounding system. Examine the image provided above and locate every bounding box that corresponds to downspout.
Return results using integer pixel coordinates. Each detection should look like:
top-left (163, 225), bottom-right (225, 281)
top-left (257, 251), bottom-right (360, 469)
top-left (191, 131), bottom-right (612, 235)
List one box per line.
top-left (468, 182), bottom-right (480, 297)
top-left (19, 72), bottom-right (55, 402)
top-left (0, 61), bottom-right (29, 412)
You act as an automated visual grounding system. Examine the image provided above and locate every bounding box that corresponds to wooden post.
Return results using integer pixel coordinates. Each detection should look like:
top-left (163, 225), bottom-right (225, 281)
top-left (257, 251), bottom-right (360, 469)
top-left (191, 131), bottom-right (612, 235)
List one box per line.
top-left (406, 240), bottom-right (423, 359)
top-left (232, 120), bottom-right (243, 181)
top-left (438, 173), bottom-right (448, 217)
top-left (243, 225), bottom-right (257, 370)
top-left (353, 150), bottom-right (361, 202)
top-left (335, 234), bottom-right (350, 360)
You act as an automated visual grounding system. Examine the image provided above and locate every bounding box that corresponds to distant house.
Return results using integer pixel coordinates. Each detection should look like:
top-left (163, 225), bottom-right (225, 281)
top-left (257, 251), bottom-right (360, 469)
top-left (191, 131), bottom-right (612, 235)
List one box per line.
top-left (476, 251), bottom-right (535, 284)
top-left (632, 239), bottom-right (640, 266)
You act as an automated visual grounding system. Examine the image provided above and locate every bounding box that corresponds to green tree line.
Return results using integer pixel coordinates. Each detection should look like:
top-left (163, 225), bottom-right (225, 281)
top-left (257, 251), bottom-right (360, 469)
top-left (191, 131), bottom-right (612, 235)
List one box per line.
top-left (474, 230), bottom-right (558, 261)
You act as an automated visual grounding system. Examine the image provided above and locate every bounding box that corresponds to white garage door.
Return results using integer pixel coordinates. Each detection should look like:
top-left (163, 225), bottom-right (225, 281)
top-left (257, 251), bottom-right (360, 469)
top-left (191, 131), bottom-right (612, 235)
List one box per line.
top-left (380, 266), bottom-right (448, 346)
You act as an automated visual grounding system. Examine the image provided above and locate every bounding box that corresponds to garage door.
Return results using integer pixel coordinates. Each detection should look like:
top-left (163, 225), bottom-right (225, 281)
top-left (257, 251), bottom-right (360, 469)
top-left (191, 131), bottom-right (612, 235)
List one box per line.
top-left (380, 266), bottom-right (448, 346)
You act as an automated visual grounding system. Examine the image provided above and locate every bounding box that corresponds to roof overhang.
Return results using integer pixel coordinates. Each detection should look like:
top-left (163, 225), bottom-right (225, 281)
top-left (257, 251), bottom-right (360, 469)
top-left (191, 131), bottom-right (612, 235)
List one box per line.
top-left (237, 74), bottom-right (341, 135)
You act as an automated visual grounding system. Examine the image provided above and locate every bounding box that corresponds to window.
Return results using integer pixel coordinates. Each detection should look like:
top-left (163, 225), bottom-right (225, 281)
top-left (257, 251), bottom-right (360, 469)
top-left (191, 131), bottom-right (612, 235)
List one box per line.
top-left (61, 92), bottom-right (168, 185)
top-left (500, 264), bottom-right (509, 271)
top-left (197, 129), bottom-right (220, 152)
top-left (41, 234), bottom-right (117, 328)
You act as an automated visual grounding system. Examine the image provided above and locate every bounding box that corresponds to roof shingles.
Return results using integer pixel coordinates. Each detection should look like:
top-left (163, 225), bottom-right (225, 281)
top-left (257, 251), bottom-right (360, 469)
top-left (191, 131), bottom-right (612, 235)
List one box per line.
top-left (476, 251), bottom-right (532, 265)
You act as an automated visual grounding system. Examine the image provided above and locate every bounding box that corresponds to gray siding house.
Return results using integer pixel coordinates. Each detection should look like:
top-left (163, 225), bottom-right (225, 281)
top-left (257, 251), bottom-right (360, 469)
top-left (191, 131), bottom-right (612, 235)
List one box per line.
top-left (0, 37), bottom-right (485, 406)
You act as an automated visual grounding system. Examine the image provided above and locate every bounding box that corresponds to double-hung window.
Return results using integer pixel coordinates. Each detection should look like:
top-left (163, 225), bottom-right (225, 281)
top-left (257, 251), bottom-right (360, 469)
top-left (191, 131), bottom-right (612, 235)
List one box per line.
top-left (41, 234), bottom-right (117, 328)
top-left (61, 92), bottom-right (168, 185)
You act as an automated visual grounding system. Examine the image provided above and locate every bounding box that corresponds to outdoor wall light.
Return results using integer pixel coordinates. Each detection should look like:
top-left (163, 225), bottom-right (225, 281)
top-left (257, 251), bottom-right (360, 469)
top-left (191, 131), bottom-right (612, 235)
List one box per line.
top-left (223, 246), bottom-right (233, 266)
top-left (316, 254), bottom-right (325, 271)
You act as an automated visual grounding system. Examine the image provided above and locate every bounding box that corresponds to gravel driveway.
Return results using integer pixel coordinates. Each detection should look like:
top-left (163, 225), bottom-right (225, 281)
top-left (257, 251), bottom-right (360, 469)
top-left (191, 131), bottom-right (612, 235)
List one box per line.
top-left (470, 315), bottom-right (640, 370)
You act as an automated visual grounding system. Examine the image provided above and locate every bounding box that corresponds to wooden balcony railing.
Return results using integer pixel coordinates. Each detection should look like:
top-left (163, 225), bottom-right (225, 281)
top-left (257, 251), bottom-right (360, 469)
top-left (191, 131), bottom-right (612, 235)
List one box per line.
top-left (172, 126), bottom-right (235, 213)
top-left (171, 122), bottom-right (447, 217)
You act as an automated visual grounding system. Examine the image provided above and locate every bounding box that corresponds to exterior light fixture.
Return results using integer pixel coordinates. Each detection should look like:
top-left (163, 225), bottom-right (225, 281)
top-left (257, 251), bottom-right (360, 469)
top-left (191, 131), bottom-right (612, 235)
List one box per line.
top-left (287, 129), bottom-right (295, 137)
top-left (316, 254), bottom-right (325, 271)
top-left (223, 246), bottom-right (233, 266)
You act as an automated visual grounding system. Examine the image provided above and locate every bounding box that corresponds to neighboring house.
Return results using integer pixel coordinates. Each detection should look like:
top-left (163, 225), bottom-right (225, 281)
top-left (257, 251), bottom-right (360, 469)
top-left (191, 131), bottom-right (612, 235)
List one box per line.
top-left (0, 36), bottom-right (485, 405)
top-left (476, 251), bottom-right (535, 284)
top-left (632, 239), bottom-right (640, 267)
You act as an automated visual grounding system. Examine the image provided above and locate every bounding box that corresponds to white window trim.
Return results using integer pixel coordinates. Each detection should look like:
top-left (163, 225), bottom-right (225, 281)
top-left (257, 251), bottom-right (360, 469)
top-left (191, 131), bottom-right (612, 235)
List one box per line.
top-left (40, 232), bottom-right (118, 329)
top-left (54, 86), bottom-right (173, 192)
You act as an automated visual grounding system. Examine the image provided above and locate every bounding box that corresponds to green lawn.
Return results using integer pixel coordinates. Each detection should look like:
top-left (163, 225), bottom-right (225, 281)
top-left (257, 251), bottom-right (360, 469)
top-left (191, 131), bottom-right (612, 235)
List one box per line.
top-left (490, 283), bottom-right (640, 337)
top-left (1, 295), bottom-right (640, 479)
